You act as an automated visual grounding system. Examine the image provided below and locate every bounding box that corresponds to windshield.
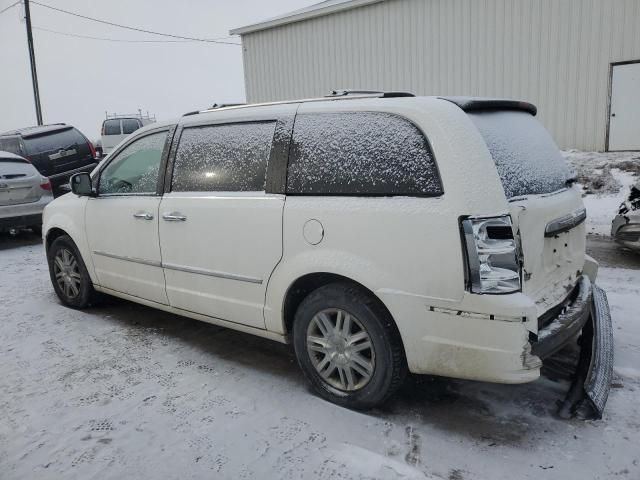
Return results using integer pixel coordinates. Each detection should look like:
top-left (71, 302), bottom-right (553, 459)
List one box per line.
top-left (469, 110), bottom-right (572, 199)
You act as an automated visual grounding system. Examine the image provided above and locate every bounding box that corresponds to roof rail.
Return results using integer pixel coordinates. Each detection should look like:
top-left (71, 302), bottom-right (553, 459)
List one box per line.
top-left (183, 103), bottom-right (247, 117)
top-left (210, 103), bottom-right (246, 109)
top-left (325, 89), bottom-right (415, 98)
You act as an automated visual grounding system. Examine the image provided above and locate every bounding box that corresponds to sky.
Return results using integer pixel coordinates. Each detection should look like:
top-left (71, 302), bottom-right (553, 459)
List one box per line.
top-left (0, 0), bottom-right (317, 141)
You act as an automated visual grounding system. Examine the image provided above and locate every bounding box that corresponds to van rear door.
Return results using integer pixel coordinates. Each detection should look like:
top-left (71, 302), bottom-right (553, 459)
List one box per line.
top-left (159, 108), bottom-right (294, 329)
top-left (468, 109), bottom-right (585, 316)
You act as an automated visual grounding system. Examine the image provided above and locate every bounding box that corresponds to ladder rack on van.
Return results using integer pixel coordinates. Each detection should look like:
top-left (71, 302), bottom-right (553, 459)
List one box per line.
top-left (104, 110), bottom-right (156, 121)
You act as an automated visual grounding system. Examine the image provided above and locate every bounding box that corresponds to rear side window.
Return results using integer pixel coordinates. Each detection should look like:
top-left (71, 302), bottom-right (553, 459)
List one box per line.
top-left (171, 122), bottom-right (275, 192)
top-left (469, 111), bottom-right (571, 199)
top-left (103, 120), bottom-right (121, 135)
top-left (286, 112), bottom-right (442, 196)
top-left (122, 119), bottom-right (141, 135)
top-left (24, 128), bottom-right (87, 155)
top-left (0, 137), bottom-right (23, 156)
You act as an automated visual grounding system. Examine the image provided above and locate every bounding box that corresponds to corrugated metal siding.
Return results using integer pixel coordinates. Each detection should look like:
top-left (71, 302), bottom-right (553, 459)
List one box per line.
top-left (240, 0), bottom-right (640, 150)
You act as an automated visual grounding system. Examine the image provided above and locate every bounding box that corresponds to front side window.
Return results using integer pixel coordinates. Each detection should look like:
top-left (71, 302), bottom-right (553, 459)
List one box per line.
top-left (103, 120), bottom-right (121, 136)
top-left (286, 112), bottom-right (442, 196)
top-left (98, 131), bottom-right (167, 195)
top-left (171, 122), bottom-right (275, 192)
top-left (122, 119), bottom-right (141, 135)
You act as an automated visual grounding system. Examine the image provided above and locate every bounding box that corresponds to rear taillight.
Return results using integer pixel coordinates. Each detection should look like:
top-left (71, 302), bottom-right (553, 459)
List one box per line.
top-left (461, 215), bottom-right (521, 294)
top-left (40, 177), bottom-right (52, 191)
top-left (88, 141), bottom-right (97, 159)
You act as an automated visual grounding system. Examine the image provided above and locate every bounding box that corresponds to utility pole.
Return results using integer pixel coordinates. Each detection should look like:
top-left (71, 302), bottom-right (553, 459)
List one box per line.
top-left (23, 0), bottom-right (43, 125)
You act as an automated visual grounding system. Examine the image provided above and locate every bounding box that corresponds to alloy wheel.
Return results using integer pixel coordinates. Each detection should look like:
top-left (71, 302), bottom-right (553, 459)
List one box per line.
top-left (53, 248), bottom-right (81, 299)
top-left (306, 308), bottom-right (375, 392)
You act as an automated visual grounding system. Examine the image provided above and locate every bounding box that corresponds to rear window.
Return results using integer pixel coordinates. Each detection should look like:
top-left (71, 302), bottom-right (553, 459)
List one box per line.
top-left (24, 128), bottom-right (87, 155)
top-left (171, 122), bottom-right (275, 192)
top-left (469, 111), bottom-right (571, 199)
top-left (103, 120), bottom-right (121, 135)
top-left (122, 119), bottom-right (140, 135)
top-left (0, 137), bottom-right (23, 156)
top-left (286, 112), bottom-right (442, 196)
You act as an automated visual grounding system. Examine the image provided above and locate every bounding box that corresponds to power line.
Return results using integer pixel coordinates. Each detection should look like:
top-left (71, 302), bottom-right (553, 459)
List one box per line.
top-left (30, 1), bottom-right (241, 45)
top-left (0, 0), bottom-right (21, 15)
top-left (33, 26), bottom-right (206, 43)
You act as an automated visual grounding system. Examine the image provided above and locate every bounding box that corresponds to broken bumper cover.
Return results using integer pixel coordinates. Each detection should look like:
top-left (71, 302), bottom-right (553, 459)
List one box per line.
top-left (532, 276), bottom-right (614, 418)
top-left (583, 285), bottom-right (614, 417)
top-left (532, 276), bottom-right (592, 360)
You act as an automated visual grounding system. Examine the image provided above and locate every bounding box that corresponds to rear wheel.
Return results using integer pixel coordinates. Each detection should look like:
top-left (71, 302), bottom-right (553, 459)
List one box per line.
top-left (47, 235), bottom-right (97, 308)
top-left (293, 283), bottom-right (407, 409)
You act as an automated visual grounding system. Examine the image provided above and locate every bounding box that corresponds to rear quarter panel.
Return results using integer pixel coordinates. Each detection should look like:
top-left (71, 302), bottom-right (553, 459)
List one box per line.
top-left (264, 98), bottom-right (511, 334)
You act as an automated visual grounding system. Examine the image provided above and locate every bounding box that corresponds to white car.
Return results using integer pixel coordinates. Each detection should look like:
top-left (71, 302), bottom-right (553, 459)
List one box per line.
top-left (0, 150), bottom-right (53, 233)
top-left (43, 93), bottom-right (613, 415)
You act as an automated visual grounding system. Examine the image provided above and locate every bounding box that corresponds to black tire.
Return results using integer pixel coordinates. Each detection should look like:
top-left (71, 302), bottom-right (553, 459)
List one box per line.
top-left (47, 235), bottom-right (98, 309)
top-left (292, 282), bottom-right (407, 409)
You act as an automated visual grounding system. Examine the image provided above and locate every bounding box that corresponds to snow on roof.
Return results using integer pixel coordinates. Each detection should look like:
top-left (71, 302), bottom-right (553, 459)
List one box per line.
top-left (229, 0), bottom-right (384, 35)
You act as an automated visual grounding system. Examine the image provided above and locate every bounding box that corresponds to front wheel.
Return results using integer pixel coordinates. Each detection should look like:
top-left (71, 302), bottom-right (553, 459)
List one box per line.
top-left (47, 235), bottom-right (97, 309)
top-left (293, 283), bottom-right (407, 409)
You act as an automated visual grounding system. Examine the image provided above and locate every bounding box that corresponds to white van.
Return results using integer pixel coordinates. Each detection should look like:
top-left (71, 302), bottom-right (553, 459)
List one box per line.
top-left (44, 92), bottom-right (613, 416)
top-left (100, 113), bottom-right (155, 155)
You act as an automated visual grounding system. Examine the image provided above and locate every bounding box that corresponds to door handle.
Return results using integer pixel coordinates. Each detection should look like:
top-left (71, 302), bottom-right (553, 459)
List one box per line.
top-left (133, 212), bottom-right (154, 220)
top-left (162, 212), bottom-right (187, 222)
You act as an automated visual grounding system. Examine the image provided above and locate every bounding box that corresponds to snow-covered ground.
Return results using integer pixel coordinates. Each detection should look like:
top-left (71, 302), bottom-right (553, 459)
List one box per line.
top-left (564, 150), bottom-right (640, 236)
top-left (1, 239), bottom-right (639, 480)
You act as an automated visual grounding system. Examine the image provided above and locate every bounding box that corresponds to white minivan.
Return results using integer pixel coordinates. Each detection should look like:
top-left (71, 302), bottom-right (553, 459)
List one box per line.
top-left (43, 93), bottom-right (613, 416)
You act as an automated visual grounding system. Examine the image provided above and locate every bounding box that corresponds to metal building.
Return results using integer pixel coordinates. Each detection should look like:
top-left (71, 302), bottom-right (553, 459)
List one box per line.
top-left (231, 0), bottom-right (640, 151)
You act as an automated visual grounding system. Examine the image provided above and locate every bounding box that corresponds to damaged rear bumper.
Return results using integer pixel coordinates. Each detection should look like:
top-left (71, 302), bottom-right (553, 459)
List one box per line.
top-left (532, 276), bottom-right (614, 418)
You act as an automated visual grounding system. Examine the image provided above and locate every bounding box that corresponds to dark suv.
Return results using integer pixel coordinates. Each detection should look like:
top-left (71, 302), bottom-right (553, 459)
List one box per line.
top-left (0, 124), bottom-right (97, 191)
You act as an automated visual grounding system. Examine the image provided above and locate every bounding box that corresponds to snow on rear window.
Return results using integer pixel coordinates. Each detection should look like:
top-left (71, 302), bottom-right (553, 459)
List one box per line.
top-left (469, 111), bottom-right (571, 199)
top-left (172, 122), bottom-right (275, 192)
top-left (287, 112), bottom-right (442, 196)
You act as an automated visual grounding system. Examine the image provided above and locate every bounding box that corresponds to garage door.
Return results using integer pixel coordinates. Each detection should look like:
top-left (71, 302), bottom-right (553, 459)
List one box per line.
top-left (608, 62), bottom-right (640, 151)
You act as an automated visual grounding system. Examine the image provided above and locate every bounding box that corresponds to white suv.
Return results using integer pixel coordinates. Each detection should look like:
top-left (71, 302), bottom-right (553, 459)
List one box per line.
top-left (43, 93), bottom-right (613, 415)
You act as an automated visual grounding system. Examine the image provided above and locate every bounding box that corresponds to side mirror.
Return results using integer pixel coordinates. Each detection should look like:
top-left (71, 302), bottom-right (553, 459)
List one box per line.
top-left (70, 172), bottom-right (94, 196)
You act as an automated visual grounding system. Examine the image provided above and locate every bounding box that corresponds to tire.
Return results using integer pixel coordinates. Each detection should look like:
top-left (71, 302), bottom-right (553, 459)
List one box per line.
top-left (47, 235), bottom-right (97, 309)
top-left (293, 282), bottom-right (407, 409)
